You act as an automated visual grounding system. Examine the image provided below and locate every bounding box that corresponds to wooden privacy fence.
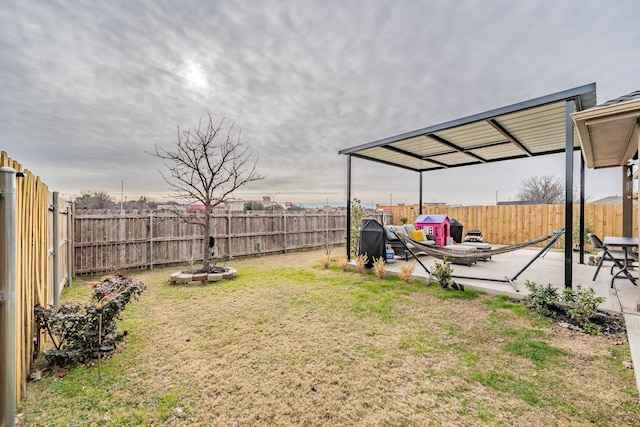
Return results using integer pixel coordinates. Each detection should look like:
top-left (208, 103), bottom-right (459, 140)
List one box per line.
top-left (75, 202), bottom-right (639, 275)
top-left (74, 210), bottom-right (352, 275)
top-left (1, 151), bottom-right (72, 403)
top-left (384, 203), bottom-right (638, 249)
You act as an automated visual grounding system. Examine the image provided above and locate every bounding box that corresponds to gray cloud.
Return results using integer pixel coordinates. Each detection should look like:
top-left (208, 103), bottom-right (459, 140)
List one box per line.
top-left (2, 0), bottom-right (639, 206)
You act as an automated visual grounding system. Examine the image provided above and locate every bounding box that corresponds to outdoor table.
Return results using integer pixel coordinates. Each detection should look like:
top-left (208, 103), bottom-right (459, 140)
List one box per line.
top-left (603, 236), bottom-right (638, 287)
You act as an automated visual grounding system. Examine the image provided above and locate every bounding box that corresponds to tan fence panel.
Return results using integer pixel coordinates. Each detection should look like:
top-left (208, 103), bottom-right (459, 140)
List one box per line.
top-left (382, 202), bottom-right (637, 249)
top-left (1, 151), bottom-right (71, 402)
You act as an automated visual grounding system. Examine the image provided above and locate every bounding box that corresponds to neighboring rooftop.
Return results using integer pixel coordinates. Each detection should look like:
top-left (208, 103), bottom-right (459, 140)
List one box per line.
top-left (599, 90), bottom-right (640, 107)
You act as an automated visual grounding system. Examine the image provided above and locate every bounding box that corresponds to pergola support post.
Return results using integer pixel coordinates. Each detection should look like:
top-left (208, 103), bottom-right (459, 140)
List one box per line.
top-left (637, 128), bottom-right (640, 312)
top-left (623, 163), bottom-right (633, 237)
top-left (419, 171), bottom-right (423, 215)
top-left (579, 155), bottom-right (585, 264)
top-left (564, 100), bottom-right (575, 288)
top-left (346, 155), bottom-right (352, 261)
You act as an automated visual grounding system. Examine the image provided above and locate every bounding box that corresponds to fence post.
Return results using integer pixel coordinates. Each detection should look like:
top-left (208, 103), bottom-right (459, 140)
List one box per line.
top-left (227, 208), bottom-right (232, 260)
top-left (52, 192), bottom-right (60, 309)
top-left (149, 211), bottom-right (154, 270)
top-left (0, 166), bottom-right (16, 426)
top-left (284, 208), bottom-right (287, 253)
top-left (66, 205), bottom-right (73, 287)
top-left (326, 211), bottom-right (329, 246)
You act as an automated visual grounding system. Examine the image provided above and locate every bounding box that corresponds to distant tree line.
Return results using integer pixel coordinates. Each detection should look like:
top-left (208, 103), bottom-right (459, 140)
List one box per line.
top-left (73, 191), bottom-right (308, 212)
top-left (73, 191), bottom-right (159, 210)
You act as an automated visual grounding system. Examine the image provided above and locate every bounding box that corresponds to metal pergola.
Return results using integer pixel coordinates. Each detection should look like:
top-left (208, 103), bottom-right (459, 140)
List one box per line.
top-left (339, 83), bottom-right (598, 288)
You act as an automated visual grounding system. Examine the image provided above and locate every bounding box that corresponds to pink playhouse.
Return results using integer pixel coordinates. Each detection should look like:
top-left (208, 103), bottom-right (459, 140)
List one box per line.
top-left (415, 214), bottom-right (451, 247)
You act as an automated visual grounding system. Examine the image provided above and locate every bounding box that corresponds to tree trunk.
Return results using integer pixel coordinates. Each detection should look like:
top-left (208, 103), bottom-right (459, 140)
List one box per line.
top-left (202, 209), bottom-right (211, 271)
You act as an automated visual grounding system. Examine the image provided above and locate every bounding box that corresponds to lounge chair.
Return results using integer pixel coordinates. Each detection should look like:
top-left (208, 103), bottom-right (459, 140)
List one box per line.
top-left (384, 225), bottom-right (434, 261)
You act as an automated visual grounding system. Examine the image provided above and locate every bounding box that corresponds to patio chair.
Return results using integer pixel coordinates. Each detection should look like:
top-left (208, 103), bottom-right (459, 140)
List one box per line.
top-left (589, 233), bottom-right (636, 281)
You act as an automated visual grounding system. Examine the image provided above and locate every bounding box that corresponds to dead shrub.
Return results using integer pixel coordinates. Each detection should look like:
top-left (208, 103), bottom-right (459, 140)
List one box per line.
top-left (320, 245), bottom-right (332, 268)
top-left (398, 262), bottom-right (416, 282)
top-left (355, 254), bottom-right (368, 273)
top-left (320, 253), bottom-right (332, 268)
top-left (372, 257), bottom-right (386, 278)
top-left (338, 256), bottom-right (349, 271)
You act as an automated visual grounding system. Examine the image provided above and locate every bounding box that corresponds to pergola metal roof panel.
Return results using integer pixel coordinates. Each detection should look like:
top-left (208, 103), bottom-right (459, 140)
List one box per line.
top-left (391, 136), bottom-right (451, 157)
top-left (356, 147), bottom-right (430, 170)
top-left (434, 121), bottom-right (504, 149)
top-left (471, 143), bottom-right (524, 160)
top-left (339, 83), bottom-right (597, 172)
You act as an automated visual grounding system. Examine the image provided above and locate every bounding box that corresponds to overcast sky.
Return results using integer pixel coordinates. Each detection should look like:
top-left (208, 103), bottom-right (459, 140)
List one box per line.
top-left (2, 1), bottom-right (639, 207)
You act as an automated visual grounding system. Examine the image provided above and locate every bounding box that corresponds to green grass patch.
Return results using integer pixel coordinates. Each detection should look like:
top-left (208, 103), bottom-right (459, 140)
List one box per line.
top-left (505, 339), bottom-right (567, 367)
top-left (470, 371), bottom-right (540, 406)
top-left (483, 294), bottom-right (529, 316)
top-left (429, 286), bottom-right (484, 300)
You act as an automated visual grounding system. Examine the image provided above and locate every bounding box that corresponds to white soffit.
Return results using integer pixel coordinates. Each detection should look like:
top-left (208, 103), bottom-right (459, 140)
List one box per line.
top-left (572, 97), bottom-right (640, 169)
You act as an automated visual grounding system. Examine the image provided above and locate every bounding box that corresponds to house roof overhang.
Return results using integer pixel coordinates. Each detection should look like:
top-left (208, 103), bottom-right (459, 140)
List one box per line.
top-left (339, 83), bottom-right (597, 171)
top-left (571, 96), bottom-right (640, 169)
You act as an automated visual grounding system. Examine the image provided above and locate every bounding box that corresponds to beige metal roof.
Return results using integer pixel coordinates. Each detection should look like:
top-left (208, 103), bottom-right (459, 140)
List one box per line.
top-left (340, 84), bottom-right (597, 171)
top-left (571, 94), bottom-right (640, 169)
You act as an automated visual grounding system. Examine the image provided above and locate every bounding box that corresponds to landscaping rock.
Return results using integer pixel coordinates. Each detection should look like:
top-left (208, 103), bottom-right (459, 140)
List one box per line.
top-left (177, 274), bottom-right (192, 284)
top-left (208, 273), bottom-right (224, 281)
top-left (192, 273), bottom-right (208, 282)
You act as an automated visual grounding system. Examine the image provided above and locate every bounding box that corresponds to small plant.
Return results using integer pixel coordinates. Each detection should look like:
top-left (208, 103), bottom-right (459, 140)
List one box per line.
top-left (347, 198), bottom-right (367, 257)
top-left (524, 281), bottom-right (559, 318)
top-left (338, 256), bottom-right (349, 271)
top-left (320, 254), bottom-right (332, 268)
top-left (433, 259), bottom-right (454, 289)
top-left (561, 285), bottom-right (605, 334)
top-left (372, 257), bottom-right (386, 278)
top-left (34, 274), bottom-right (147, 367)
top-left (355, 253), bottom-right (368, 274)
top-left (320, 246), bottom-right (332, 269)
top-left (321, 235), bottom-right (333, 268)
top-left (573, 217), bottom-right (595, 250)
top-left (398, 262), bottom-right (416, 282)
top-left (400, 217), bottom-right (408, 225)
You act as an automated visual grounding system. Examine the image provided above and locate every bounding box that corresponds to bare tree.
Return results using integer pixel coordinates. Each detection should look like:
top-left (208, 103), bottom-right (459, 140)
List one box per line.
top-left (149, 114), bottom-right (265, 271)
top-left (516, 175), bottom-right (564, 204)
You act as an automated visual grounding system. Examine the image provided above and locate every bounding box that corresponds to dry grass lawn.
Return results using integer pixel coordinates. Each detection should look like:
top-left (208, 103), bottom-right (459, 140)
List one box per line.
top-left (19, 248), bottom-right (640, 426)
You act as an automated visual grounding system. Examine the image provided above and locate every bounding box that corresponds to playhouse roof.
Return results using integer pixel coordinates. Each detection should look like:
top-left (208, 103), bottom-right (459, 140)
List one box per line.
top-left (415, 214), bottom-right (449, 224)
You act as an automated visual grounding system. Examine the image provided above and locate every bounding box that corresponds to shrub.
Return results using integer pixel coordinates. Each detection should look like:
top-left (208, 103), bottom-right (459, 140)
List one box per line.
top-left (34, 274), bottom-right (147, 366)
top-left (372, 257), bottom-right (386, 278)
top-left (398, 262), bottom-right (416, 283)
top-left (320, 253), bottom-right (332, 269)
top-left (433, 259), bottom-right (454, 289)
top-left (561, 285), bottom-right (605, 334)
top-left (524, 281), bottom-right (559, 318)
top-left (347, 198), bottom-right (367, 257)
top-left (337, 256), bottom-right (349, 271)
top-left (354, 254), bottom-right (368, 274)
top-left (524, 280), bottom-right (606, 335)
